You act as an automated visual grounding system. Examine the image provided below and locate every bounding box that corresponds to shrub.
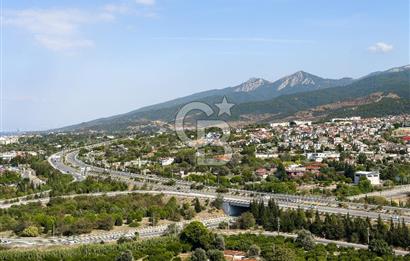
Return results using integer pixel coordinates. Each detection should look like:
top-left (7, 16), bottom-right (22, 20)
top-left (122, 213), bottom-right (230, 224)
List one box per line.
top-left (20, 226), bottom-right (40, 237)
top-left (294, 229), bottom-right (315, 250)
top-left (247, 244), bottom-right (261, 257)
top-left (191, 248), bottom-right (207, 261)
top-left (369, 239), bottom-right (393, 256)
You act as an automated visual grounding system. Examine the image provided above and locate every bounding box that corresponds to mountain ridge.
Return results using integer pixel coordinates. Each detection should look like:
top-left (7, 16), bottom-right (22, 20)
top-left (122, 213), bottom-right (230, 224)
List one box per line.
top-left (128, 69), bottom-right (355, 114)
top-left (53, 65), bottom-right (410, 132)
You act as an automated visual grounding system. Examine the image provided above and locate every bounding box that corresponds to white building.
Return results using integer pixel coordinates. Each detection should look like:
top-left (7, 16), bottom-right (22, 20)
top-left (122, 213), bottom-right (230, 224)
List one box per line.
top-left (354, 171), bottom-right (380, 185)
top-left (270, 122), bottom-right (289, 128)
top-left (20, 167), bottom-right (45, 188)
top-left (160, 157), bottom-right (175, 166)
top-left (0, 151), bottom-right (17, 161)
top-left (306, 151), bottom-right (340, 162)
top-left (255, 153), bottom-right (278, 159)
top-left (293, 120), bottom-right (312, 126)
top-left (331, 117), bottom-right (361, 122)
top-left (0, 136), bottom-right (19, 145)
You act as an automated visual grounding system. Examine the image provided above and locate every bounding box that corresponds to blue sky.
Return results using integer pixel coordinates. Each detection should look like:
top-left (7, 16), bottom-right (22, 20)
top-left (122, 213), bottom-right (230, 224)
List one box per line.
top-left (2, 0), bottom-right (409, 131)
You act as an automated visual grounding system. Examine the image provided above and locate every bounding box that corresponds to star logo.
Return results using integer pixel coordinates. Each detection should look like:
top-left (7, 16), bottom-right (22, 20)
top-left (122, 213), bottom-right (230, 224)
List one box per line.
top-left (215, 96), bottom-right (234, 116)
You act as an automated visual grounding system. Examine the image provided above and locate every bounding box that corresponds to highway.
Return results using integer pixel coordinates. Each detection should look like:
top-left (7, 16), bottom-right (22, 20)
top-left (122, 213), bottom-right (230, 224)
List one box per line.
top-left (68, 149), bottom-right (410, 213)
top-left (348, 184), bottom-right (410, 200)
top-left (48, 151), bottom-right (86, 182)
top-left (53, 149), bottom-right (410, 223)
top-left (1, 148), bottom-right (409, 224)
top-left (1, 189), bottom-right (409, 224)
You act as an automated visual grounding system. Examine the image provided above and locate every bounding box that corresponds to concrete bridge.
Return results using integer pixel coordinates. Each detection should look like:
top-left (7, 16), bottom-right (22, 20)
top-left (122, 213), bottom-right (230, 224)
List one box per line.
top-left (223, 199), bottom-right (250, 216)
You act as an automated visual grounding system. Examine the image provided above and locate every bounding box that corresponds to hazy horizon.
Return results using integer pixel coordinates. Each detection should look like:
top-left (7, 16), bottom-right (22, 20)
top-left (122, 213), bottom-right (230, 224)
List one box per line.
top-left (2, 0), bottom-right (409, 131)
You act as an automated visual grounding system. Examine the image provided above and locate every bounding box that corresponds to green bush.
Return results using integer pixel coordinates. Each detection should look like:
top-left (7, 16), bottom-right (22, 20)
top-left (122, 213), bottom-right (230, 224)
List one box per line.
top-left (20, 226), bottom-right (40, 237)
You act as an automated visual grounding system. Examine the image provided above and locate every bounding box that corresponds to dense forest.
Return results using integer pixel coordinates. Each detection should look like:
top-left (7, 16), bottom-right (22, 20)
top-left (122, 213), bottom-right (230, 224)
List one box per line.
top-left (0, 194), bottom-right (202, 237)
top-left (246, 199), bottom-right (410, 249)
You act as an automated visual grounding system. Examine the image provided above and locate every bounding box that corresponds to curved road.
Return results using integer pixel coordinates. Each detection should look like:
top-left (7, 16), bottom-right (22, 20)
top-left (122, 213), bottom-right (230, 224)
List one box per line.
top-left (38, 149), bottom-right (410, 224)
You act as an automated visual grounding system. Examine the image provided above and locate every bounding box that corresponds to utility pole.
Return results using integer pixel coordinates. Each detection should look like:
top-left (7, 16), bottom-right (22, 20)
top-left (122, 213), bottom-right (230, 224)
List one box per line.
top-left (277, 216), bottom-right (280, 235)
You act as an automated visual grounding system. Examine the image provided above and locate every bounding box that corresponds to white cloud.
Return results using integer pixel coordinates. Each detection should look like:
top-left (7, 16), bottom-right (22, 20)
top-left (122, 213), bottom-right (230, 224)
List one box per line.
top-left (136, 0), bottom-right (156, 6)
top-left (368, 42), bottom-right (393, 53)
top-left (5, 8), bottom-right (98, 52)
top-left (102, 4), bottom-right (131, 14)
top-left (35, 35), bottom-right (94, 52)
top-left (5, 3), bottom-right (157, 52)
top-left (102, 2), bottom-right (158, 18)
top-left (153, 37), bottom-right (315, 44)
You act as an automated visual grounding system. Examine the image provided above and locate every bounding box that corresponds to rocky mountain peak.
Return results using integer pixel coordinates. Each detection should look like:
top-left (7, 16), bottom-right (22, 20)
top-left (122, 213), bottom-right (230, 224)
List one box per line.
top-left (276, 71), bottom-right (317, 90)
top-left (386, 64), bottom-right (410, 73)
top-left (233, 77), bottom-right (270, 92)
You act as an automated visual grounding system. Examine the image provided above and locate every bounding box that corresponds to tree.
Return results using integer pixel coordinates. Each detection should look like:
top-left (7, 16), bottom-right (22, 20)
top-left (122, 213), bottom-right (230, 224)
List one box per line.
top-left (213, 234), bottom-right (225, 250)
top-left (165, 223), bottom-right (179, 236)
top-left (114, 214), bottom-right (123, 226)
top-left (20, 226), bottom-right (39, 237)
top-left (310, 211), bottom-right (323, 236)
top-left (115, 250), bottom-right (134, 261)
top-left (358, 177), bottom-right (372, 193)
top-left (265, 245), bottom-right (296, 261)
top-left (180, 221), bottom-right (211, 250)
top-left (72, 218), bottom-right (93, 234)
top-left (295, 229), bottom-right (315, 250)
top-left (374, 215), bottom-right (387, 240)
top-left (238, 212), bottom-right (256, 229)
top-left (117, 236), bottom-right (133, 244)
top-left (275, 163), bottom-right (288, 181)
top-left (357, 153), bottom-right (367, 164)
top-left (369, 239), bottom-right (393, 256)
top-left (134, 231), bottom-right (139, 240)
top-left (97, 214), bottom-right (114, 230)
top-left (247, 244), bottom-right (261, 257)
top-left (207, 249), bottom-right (225, 261)
top-left (212, 194), bottom-right (224, 210)
top-left (344, 164), bottom-right (355, 179)
top-left (250, 200), bottom-right (260, 219)
top-left (183, 208), bottom-right (196, 220)
top-left (149, 211), bottom-right (159, 226)
top-left (194, 198), bottom-right (202, 213)
top-left (190, 248), bottom-right (207, 261)
top-left (326, 243), bottom-right (338, 253)
top-left (166, 196), bottom-right (180, 221)
top-left (218, 221), bottom-right (228, 229)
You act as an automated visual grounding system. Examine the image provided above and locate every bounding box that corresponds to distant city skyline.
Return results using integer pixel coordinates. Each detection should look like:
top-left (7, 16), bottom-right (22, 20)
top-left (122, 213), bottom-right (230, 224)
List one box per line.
top-left (2, 0), bottom-right (409, 131)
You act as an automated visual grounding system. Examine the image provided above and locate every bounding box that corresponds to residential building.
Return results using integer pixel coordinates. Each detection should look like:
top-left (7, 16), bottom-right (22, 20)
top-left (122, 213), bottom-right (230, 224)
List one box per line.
top-left (354, 171), bottom-right (380, 185)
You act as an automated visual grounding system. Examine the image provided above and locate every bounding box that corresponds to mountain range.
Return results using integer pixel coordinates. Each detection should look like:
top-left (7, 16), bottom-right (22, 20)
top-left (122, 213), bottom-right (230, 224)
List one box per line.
top-left (132, 70), bottom-right (354, 113)
top-left (56, 65), bottom-right (410, 132)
